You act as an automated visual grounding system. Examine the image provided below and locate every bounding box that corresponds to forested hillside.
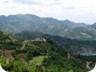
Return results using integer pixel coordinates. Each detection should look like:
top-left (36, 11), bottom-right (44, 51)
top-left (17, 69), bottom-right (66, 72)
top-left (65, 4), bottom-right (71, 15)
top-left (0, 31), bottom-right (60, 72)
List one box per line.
top-left (0, 31), bottom-right (89, 72)
top-left (15, 31), bottom-right (96, 53)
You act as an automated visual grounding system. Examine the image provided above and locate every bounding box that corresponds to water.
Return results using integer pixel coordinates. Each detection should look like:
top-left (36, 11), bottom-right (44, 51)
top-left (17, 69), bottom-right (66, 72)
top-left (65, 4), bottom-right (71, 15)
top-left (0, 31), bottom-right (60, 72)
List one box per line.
top-left (80, 53), bottom-right (96, 56)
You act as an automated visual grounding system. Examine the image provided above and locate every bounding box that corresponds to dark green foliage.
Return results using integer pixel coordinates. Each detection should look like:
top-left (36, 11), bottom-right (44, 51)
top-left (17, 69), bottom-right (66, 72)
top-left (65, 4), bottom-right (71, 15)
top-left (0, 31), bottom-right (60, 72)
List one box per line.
top-left (42, 43), bottom-right (87, 72)
top-left (0, 31), bottom-right (23, 50)
top-left (0, 31), bottom-right (93, 72)
top-left (15, 31), bottom-right (96, 53)
top-left (78, 55), bottom-right (96, 62)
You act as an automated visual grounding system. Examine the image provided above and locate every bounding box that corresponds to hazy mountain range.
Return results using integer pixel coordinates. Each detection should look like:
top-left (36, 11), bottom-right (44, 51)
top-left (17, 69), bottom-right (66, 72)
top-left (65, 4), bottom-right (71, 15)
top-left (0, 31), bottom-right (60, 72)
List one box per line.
top-left (0, 14), bottom-right (96, 72)
top-left (0, 14), bottom-right (96, 40)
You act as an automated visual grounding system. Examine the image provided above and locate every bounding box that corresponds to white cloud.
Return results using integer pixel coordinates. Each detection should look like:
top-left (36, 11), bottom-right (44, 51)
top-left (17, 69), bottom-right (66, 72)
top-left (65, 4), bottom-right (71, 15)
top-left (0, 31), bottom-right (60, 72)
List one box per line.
top-left (0, 0), bottom-right (96, 24)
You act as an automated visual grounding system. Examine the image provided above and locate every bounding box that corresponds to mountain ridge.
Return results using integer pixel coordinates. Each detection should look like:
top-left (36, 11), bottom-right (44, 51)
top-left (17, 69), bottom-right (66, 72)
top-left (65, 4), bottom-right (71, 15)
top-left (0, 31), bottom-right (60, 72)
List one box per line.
top-left (15, 31), bottom-right (96, 53)
top-left (0, 14), bottom-right (96, 40)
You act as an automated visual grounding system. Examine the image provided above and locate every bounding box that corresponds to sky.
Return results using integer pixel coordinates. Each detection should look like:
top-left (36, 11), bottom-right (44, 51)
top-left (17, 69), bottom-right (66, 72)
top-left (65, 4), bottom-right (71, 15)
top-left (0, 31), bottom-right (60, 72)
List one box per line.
top-left (0, 0), bottom-right (96, 24)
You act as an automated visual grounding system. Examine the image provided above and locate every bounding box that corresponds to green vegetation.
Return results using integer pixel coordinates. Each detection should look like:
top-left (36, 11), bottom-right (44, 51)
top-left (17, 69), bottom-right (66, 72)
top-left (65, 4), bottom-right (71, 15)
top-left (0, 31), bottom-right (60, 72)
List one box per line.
top-left (0, 14), bottom-right (96, 72)
top-left (15, 31), bottom-right (96, 54)
top-left (0, 31), bottom-right (90, 72)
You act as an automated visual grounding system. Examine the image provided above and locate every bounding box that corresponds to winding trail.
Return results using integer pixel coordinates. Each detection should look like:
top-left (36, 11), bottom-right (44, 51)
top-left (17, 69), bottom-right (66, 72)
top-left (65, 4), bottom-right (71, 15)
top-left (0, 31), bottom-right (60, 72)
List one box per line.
top-left (21, 40), bottom-right (28, 50)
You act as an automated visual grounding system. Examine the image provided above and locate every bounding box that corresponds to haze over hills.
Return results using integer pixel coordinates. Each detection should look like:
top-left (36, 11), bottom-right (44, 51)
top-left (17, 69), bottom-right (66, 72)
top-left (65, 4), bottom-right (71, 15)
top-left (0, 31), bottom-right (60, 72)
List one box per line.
top-left (0, 14), bottom-right (96, 40)
top-left (0, 14), bottom-right (96, 72)
top-left (1, 0), bottom-right (96, 71)
top-left (91, 23), bottom-right (96, 29)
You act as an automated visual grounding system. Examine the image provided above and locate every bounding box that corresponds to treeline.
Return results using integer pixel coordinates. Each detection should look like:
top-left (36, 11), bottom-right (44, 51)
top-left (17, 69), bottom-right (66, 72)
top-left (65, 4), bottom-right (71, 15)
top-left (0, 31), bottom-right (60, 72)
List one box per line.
top-left (0, 31), bottom-right (90, 72)
top-left (15, 31), bottom-right (96, 53)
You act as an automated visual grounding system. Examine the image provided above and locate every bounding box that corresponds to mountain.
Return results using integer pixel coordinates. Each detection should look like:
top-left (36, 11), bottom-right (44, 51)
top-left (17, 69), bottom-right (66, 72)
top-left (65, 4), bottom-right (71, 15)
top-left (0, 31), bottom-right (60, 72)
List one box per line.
top-left (1, 14), bottom-right (95, 40)
top-left (1, 14), bottom-right (96, 40)
top-left (0, 31), bottom-right (90, 72)
top-left (15, 31), bottom-right (96, 54)
top-left (64, 27), bottom-right (96, 40)
top-left (62, 19), bottom-right (87, 27)
top-left (0, 14), bottom-right (96, 72)
top-left (91, 23), bottom-right (96, 29)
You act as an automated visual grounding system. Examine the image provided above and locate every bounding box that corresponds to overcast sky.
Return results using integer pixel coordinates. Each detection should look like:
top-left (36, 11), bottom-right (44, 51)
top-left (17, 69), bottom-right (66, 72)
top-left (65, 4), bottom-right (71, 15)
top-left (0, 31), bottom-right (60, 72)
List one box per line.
top-left (0, 0), bottom-right (96, 24)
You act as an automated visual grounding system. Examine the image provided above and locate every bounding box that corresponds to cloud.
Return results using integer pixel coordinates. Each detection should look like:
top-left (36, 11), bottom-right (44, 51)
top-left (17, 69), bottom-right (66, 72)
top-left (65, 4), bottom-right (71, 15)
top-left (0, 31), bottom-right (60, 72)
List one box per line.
top-left (12, 0), bottom-right (61, 6)
top-left (13, 0), bottom-right (40, 5)
top-left (3, 1), bottom-right (9, 4)
top-left (64, 7), bottom-right (76, 10)
top-left (0, 0), bottom-right (96, 24)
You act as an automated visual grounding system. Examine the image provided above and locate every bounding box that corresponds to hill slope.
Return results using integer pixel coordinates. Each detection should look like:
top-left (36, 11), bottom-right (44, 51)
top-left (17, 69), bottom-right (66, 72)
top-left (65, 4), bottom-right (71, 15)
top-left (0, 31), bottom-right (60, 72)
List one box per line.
top-left (15, 31), bottom-right (96, 54)
top-left (2, 14), bottom-right (96, 40)
top-left (0, 31), bottom-right (89, 72)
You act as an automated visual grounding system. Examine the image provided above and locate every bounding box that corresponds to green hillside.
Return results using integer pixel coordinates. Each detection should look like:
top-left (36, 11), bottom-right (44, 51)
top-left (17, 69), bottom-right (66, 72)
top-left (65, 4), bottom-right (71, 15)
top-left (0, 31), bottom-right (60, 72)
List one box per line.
top-left (0, 31), bottom-right (89, 72)
top-left (15, 31), bottom-right (96, 53)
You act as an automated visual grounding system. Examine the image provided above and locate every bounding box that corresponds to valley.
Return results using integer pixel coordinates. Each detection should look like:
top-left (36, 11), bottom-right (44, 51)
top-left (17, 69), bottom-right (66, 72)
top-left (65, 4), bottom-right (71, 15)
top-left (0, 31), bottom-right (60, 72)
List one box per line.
top-left (0, 14), bottom-right (96, 72)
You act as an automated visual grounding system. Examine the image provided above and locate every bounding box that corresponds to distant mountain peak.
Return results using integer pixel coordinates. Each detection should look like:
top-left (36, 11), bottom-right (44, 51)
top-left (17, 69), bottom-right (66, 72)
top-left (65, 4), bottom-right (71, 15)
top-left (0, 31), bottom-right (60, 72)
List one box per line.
top-left (64, 19), bottom-right (73, 22)
top-left (63, 19), bottom-right (75, 23)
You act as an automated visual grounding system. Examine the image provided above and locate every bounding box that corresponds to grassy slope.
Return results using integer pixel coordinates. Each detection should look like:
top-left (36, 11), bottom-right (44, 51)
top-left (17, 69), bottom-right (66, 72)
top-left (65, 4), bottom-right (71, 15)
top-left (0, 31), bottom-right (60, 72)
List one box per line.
top-left (31, 56), bottom-right (46, 65)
